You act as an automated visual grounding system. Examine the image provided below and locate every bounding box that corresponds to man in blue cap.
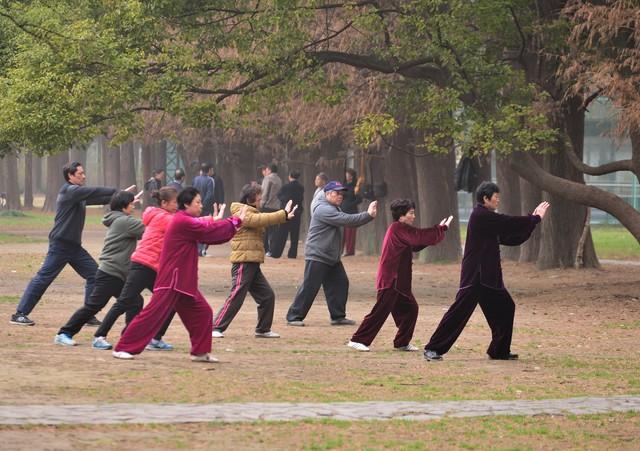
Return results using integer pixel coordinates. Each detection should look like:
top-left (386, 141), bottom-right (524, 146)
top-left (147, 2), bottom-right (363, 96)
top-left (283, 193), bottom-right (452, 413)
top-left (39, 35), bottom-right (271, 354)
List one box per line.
top-left (286, 181), bottom-right (377, 326)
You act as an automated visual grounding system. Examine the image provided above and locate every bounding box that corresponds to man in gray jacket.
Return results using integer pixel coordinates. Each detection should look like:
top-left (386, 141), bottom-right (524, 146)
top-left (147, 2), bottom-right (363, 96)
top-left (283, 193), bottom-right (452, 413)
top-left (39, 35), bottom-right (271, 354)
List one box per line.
top-left (260, 163), bottom-right (282, 255)
top-left (286, 181), bottom-right (377, 326)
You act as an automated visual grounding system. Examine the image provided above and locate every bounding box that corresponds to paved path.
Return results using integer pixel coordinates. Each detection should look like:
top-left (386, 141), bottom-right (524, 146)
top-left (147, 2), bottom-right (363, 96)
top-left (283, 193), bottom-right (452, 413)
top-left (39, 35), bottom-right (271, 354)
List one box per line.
top-left (1, 396), bottom-right (639, 425)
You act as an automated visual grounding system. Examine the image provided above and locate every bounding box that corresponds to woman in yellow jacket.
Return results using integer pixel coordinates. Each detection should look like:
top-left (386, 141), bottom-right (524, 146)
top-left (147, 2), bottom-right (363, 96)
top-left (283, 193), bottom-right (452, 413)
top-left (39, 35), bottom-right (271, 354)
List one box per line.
top-left (212, 183), bottom-right (298, 338)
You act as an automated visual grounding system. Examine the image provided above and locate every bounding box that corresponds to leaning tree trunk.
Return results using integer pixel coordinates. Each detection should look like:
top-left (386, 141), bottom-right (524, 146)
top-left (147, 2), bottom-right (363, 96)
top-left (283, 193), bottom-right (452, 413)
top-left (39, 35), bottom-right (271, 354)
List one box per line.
top-left (518, 156), bottom-right (543, 263)
top-left (24, 152), bottom-right (34, 209)
top-left (496, 156), bottom-right (522, 261)
top-left (43, 151), bottom-right (69, 212)
top-left (537, 98), bottom-right (599, 269)
top-left (414, 142), bottom-right (461, 263)
top-left (2, 152), bottom-right (21, 210)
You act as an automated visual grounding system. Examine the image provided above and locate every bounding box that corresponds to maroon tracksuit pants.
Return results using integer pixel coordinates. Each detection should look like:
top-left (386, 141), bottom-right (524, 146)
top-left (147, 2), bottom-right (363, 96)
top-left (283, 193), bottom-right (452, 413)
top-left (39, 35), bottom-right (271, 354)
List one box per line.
top-left (343, 227), bottom-right (357, 255)
top-left (351, 288), bottom-right (418, 348)
top-left (115, 288), bottom-right (213, 356)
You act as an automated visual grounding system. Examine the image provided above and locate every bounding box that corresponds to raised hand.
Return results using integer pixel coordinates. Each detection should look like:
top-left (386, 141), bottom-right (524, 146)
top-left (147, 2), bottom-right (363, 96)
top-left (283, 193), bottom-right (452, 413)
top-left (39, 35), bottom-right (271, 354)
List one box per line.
top-left (367, 200), bottom-right (377, 218)
top-left (287, 204), bottom-right (298, 220)
top-left (124, 184), bottom-right (137, 192)
top-left (439, 215), bottom-right (453, 227)
top-left (532, 201), bottom-right (550, 219)
top-left (213, 203), bottom-right (226, 220)
top-left (133, 190), bottom-right (144, 204)
top-left (284, 199), bottom-right (293, 213)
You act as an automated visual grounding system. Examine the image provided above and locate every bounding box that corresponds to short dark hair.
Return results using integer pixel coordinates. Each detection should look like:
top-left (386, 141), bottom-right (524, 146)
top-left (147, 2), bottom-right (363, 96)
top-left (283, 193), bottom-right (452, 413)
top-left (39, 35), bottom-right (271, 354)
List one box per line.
top-left (345, 168), bottom-right (357, 180)
top-left (178, 187), bottom-right (200, 210)
top-left (109, 190), bottom-right (135, 212)
top-left (316, 172), bottom-right (328, 183)
top-left (476, 181), bottom-right (500, 204)
top-left (200, 163), bottom-right (211, 174)
top-left (153, 168), bottom-right (164, 176)
top-left (152, 186), bottom-right (178, 204)
top-left (239, 183), bottom-right (262, 205)
top-left (174, 168), bottom-right (185, 181)
top-left (63, 161), bottom-right (83, 182)
top-left (268, 163), bottom-right (278, 173)
top-left (390, 199), bottom-right (416, 221)
top-left (289, 170), bottom-right (301, 179)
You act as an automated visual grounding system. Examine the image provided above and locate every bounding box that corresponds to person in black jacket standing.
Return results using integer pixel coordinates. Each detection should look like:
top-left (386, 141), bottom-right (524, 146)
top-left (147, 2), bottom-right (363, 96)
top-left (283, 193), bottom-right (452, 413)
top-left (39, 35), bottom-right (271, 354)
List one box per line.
top-left (11, 162), bottom-right (130, 326)
top-left (341, 168), bottom-right (363, 256)
top-left (270, 170), bottom-right (304, 258)
top-left (423, 182), bottom-right (549, 361)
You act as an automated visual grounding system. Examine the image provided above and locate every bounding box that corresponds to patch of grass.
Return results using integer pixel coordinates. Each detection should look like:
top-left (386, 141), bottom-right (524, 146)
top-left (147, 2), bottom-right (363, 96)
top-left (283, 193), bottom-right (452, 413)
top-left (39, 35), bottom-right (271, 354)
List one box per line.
top-left (0, 233), bottom-right (47, 244)
top-left (0, 209), bottom-right (104, 230)
top-left (591, 225), bottom-right (640, 260)
top-left (0, 295), bottom-right (19, 303)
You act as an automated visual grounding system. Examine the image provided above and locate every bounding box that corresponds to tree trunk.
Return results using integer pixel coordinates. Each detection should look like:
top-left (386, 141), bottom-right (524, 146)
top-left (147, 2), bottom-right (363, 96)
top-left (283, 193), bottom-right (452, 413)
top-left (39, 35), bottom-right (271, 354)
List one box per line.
top-left (2, 153), bottom-right (21, 210)
top-left (518, 157), bottom-right (543, 263)
top-left (24, 152), bottom-right (34, 209)
top-left (496, 156), bottom-right (521, 261)
top-left (69, 145), bottom-right (86, 165)
top-left (43, 151), bottom-right (69, 212)
top-left (141, 142), bottom-right (153, 208)
top-left (102, 141), bottom-right (120, 189)
top-left (414, 144), bottom-right (461, 263)
top-left (119, 141), bottom-right (137, 189)
top-left (34, 154), bottom-right (44, 194)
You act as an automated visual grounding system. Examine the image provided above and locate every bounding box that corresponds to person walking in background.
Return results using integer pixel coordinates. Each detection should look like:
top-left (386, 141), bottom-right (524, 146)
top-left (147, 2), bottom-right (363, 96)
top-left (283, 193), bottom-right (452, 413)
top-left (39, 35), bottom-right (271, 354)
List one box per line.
top-left (167, 168), bottom-right (185, 193)
top-left (144, 169), bottom-right (165, 205)
top-left (286, 181), bottom-right (377, 327)
top-left (91, 187), bottom-right (182, 351)
top-left (310, 172), bottom-right (328, 212)
top-left (341, 168), bottom-right (363, 256)
top-left (113, 187), bottom-right (244, 362)
top-left (424, 182), bottom-right (550, 362)
top-left (54, 190), bottom-right (145, 346)
top-left (212, 184), bottom-right (297, 339)
top-left (193, 163), bottom-right (215, 256)
top-left (212, 166), bottom-right (225, 206)
top-left (269, 170), bottom-right (304, 259)
top-left (260, 163), bottom-right (282, 256)
top-left (348, 199), bottom-right (452, 352)
top-left (11, 162), bottom-right (129, 326)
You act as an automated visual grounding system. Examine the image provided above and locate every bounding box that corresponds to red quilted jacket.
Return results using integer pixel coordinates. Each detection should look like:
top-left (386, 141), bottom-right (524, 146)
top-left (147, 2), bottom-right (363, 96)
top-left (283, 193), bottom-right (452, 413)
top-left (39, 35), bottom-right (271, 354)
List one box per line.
top-left (130, 207), bottom-right (174, 272)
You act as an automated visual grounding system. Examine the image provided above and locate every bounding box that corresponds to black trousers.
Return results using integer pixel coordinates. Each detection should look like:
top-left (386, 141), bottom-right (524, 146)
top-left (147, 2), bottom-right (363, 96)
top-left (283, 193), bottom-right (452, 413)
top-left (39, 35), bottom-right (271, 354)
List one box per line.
top-left (269, 214), bottom-right (301, 258)
top-left (261, 207), bottom-right (279, 253)
top-left (286, 260), bottom-right (349, 322)
top-left (425, 284), bottom-right (516, 359)
top-left (212, 262), bottom-right (275, 333)
top-left (95, 262), bottom-right (174, 341)
top-left (59, 270), bottom-right (123, 337)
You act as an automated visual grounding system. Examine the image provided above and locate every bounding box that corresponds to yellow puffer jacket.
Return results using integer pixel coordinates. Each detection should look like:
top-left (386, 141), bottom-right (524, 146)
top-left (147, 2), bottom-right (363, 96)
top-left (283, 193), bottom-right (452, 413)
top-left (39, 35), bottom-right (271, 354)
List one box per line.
top-left (230, 202), bottom-right (287, 263)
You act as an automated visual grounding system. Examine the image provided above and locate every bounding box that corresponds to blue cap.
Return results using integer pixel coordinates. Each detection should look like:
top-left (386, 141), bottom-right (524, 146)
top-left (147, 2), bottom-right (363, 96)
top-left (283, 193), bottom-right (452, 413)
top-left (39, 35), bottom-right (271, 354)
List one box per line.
top-left (323, 181), bottom-right (348, 192)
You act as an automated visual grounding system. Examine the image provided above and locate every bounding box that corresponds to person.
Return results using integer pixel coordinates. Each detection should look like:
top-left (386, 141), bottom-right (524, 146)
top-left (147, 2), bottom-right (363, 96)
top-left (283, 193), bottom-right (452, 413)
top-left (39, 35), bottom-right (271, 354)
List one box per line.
top-left (144, 169), bottom-right (165, 205)
top-left (423, 182), bottom-right (550, 361)
top-left (285, 181), bottom-right (377, 326)
top-left (11, 161), bottom-right (127, 326)
top-left (341, 168), bottom-right (363, 256)
top-left (53, 190), bottom-right (145, 346)
top-left (112, 187), bottom-right (245, 362)
top-left (212, 167), bottom-right (225, 206)
top-left (310, 172), bottom-right (328, 212)
top-left (269, 170), bottom-right (304, 259)
top-left (347, 199), bottom-right (452, 352)
top-left (212, 184), bottom-right (297, 339)
top-left (260, 163), bottom-right (283, 255)
top-left (193, 163), bottom-right (216, 256)
top-left (167, 169), bottom-right (185, 193)
top-left (256, 165), bottom-right (267, 185)
top-left (91, 187), bottom-right (182, 351)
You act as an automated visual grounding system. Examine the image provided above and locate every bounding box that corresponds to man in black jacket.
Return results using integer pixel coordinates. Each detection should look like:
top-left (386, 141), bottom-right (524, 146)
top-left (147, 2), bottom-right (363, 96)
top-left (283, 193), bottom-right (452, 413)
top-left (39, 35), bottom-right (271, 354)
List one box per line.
top-left (270, 170), bottom-right (305, 258)
top-left (11, 162), bottom-right (127, 326)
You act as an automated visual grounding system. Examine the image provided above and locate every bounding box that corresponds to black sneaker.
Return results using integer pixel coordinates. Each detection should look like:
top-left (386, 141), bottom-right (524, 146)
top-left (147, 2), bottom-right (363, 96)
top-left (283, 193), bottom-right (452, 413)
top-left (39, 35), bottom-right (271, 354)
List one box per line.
top-left (10, 313), bottom-right (35, 326)
top-left (489, 353), bottom-right (519, 360)
top-left (424, 349), bottom-right (443, 361)
top-left (330, 318), bottom-right (356, 326)
top-left (86, 316), bottom-right (102, 327)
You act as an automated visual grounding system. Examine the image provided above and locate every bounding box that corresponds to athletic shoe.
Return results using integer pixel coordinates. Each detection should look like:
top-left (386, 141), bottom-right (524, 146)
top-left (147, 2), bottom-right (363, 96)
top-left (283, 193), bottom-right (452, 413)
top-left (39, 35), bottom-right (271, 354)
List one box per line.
top-left (112, 351), bottom-right (134, 360)
top-left (10, 313), bottom-right (35, 326)
top-left (489, 353), bottom-right (519, 360)
top-left (92, 336), bottom-right (112, 350)
top-left (146, 339), bottom-right (174, 351)
top-left (286, 320), bottom-right (305, 327)
top-left (255, 330), bottom-right (280, 338)
top-left (86, 316), bottom-right (102, 327)
top-left (330, 318), bottom-right (356, 326)
top-left (211, 330), bottom-right (224, 338)
top-left (395, 344), bottom-right (419, 352)
top-left (347, 341), bottom-right (370, 352)
top-left (54, 333), bottom-right (76, 346)
top-left (424, 349), bottom-right (443, 361)
top-left (191, 353), bottom-right (219, 363)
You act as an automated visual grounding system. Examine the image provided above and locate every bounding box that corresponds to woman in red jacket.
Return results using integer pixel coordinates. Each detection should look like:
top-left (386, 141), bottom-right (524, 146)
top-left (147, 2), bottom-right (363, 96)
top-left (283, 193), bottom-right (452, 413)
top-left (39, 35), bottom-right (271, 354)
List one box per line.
top-left (92, 187), bottom-right (179, 350)
top-left (113, 187), bottom-right (245, 362)
top-left (348, 199), bottom-right (452, 352)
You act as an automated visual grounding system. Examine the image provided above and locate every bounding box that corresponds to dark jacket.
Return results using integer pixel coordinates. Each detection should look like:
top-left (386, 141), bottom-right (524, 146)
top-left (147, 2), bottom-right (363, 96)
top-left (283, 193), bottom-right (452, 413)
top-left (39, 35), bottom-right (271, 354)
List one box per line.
top-left (460, 204), bottom-right (541, 290)
top-left (166, 181), bottom-right (184, 193)
top-left (192, 174), bottom-right (215, 215)
top-left (277, 180), bottom-right (304, 215)
top-left (212, 175), bottom-right (225, 204)
top-left (341, 180), bottom-right (362, 214)
top-left (48, 183), bottom-right (116, 245)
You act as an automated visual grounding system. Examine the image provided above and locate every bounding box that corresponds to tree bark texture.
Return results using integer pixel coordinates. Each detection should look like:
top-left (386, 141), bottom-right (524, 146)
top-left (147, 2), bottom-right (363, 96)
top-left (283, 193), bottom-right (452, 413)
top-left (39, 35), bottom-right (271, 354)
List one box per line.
top-left (119, 141), bottom-right (137, 189)
top-left (141, 143), bottom-right (153, 208)
top-left (102, 142), bottom-right (120, 189)
top-left (496, 156), bottom-right (522, 261)
top-left (43, 151), bottom-right (68, 212)
top-left (518, 156), bottom-right (543, 263)
top-left (24, 152), bottom-right (34, 209)
top-left (2, 153), bottom-right (21, 210)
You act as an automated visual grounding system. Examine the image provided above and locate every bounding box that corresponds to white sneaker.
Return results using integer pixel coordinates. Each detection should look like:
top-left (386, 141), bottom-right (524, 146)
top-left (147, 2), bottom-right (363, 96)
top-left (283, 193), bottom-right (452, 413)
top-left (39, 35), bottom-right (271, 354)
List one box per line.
top-left (347, 340), bottom-right (370, 352)
top-left (112, 350), bottom-right (134, 360)
top-left (53, 333), bottom-right (76, 347)
top-left (395, 343), bottom-right (419, 352)
top-left (211, 330), bottom-right (224, 338)
top-left (255, 330), bottom-right (280, 338)
top-left (191, 353), bottom-right (219, 363)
